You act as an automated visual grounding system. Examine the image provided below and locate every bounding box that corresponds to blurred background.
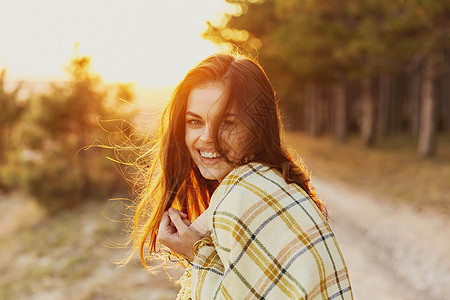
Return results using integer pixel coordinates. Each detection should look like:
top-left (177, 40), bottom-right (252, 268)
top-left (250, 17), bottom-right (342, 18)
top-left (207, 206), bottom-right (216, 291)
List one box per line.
top-left (0, 0), bottom-right (449, 299)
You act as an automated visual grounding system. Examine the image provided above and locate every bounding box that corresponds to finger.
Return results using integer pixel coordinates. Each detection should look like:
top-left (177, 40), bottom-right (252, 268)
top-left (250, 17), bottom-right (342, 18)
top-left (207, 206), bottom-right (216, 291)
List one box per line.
top-left (168, 210), bottom-right (189, 234)
top-left (158, 212), bottom-right (177, 240)
top-left (168, 207), bottom-right (191, 226)
top-left (169, 207), bottom-right (188, 218)
top-left (159, 211), bottom-right (171, 230)
top-left (183, 218), bottom-right (191, 226)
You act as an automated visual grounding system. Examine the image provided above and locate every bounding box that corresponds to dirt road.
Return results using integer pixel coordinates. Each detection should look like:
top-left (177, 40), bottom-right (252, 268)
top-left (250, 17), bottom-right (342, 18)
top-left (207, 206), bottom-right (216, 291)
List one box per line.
top-left (315, 178), bottom-right (450, 300)
top-left (1, 178), bottom-right (449, 300)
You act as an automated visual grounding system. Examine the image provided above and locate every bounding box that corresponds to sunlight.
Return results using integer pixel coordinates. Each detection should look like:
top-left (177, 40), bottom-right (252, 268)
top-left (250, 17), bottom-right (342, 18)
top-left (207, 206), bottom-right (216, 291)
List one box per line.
top-left (0, 0), bottom-right (233, 87)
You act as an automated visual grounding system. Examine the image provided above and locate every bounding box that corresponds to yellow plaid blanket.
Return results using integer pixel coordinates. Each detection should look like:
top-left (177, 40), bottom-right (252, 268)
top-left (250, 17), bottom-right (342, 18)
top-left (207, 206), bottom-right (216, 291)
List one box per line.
top-left (178, 163), bottom-right (353, 300)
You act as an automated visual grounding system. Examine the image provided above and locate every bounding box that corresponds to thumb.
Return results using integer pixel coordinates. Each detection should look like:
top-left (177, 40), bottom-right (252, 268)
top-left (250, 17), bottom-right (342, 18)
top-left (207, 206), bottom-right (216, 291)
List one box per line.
top-left (169, 209), bottom-right (189, 233)
top-left (168, 208), bottom-right (191, 226)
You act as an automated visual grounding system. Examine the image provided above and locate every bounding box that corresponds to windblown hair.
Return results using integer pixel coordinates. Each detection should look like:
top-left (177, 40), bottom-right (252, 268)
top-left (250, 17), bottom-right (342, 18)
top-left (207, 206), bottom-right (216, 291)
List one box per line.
top-left (130, 52), bottom-right (327, 269)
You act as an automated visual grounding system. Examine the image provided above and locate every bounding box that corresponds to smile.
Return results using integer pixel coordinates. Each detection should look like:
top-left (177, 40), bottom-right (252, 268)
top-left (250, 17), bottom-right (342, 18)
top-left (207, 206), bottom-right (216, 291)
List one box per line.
top-left (199, 150), bottom-right (221, 159)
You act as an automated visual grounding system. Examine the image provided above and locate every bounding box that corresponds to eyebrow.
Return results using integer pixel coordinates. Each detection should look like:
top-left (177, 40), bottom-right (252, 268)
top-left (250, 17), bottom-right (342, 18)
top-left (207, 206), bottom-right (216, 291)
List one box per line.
top-left (186, 111), bottom-right (237, 118)
top-left (186, 111), bottom-right (201, 118)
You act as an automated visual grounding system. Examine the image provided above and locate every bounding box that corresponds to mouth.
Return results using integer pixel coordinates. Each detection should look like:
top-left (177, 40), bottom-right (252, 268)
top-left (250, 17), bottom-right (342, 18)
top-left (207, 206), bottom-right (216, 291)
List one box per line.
top-left (196, 149), bottom-right (223, 165)
top-left (199, 150), bottom-right (221, 158)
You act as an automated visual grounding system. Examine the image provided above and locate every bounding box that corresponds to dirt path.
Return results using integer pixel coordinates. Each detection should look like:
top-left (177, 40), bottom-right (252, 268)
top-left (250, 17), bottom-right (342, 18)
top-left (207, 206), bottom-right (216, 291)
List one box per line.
top-left (314, 178), bottom-right (450, 300)
top-left (1, 179), bottom-right (449, 300)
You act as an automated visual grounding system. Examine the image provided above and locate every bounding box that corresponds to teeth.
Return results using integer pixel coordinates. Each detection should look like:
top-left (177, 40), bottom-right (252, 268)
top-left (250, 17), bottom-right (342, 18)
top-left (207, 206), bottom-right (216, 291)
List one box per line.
top-left (200, 151), bottom-right (221, 158)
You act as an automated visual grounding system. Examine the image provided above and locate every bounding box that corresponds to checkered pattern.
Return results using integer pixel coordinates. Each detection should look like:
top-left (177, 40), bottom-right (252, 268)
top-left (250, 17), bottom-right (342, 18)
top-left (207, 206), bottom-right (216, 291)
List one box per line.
top-left (179, 163), bottom-right (352, 300)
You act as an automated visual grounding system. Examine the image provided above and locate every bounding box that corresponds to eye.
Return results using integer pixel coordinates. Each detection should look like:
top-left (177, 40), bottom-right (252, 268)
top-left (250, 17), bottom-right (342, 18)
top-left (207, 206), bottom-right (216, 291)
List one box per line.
top-left (187, 119), bottom-right (202, 126)
top-left (220, 119), bottom-right (235, 127)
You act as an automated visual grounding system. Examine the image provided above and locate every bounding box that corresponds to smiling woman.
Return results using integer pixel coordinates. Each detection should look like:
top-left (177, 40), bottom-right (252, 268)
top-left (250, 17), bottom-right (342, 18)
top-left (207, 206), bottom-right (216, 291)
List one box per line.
top-left (128, 52), bottom-right (353, 299)
top-left (0, 0), bottom-right (231, 87)
top-left (185, 82), bottom-right (249, 181)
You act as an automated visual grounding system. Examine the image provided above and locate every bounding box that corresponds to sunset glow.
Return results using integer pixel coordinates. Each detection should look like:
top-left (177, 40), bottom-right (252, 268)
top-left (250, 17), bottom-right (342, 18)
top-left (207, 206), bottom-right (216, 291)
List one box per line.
top-left (0, 0), bottom-right (233, 87)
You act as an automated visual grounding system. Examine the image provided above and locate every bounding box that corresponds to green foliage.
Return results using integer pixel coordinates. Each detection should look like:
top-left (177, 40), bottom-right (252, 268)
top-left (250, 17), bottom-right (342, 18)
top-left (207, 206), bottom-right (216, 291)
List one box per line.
top-left (0, 70), bottom-right (24, 190)
top-left (0, 70), bottom-right (23, 125)
top-left (203, 0), bottom-right (450, 156)
top-left (204, 0), bottom-right (450, 87)
top-left (5, 53), bottom-right (136, 213)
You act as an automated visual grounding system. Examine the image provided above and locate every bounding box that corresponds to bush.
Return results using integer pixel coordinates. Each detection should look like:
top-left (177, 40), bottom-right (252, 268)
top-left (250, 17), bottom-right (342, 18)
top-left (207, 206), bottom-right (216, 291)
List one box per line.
top-left (7, 53), bottom-right (136, 213)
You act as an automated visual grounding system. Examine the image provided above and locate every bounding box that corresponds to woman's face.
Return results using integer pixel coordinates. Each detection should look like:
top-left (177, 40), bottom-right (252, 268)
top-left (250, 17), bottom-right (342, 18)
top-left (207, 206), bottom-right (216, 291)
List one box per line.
top-left (185, 82), bottom-right (249, 182)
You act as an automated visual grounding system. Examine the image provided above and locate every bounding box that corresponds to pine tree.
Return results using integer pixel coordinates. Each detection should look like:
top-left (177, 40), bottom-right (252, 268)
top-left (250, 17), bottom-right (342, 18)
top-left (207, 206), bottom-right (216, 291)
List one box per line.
top-left (0, 70), bottom-right (24, 189)
top-left (203, 0), bottom-right (450, 155)
top-left (13, 52), bottom-right (135, 212)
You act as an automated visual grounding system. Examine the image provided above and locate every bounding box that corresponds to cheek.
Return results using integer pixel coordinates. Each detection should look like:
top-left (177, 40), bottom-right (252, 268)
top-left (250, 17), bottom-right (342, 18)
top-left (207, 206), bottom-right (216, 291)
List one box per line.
top-left (223, 128), bottom-right (249, 153)
top-left (185, 129), bottom-right (194, 149)
top-left (185, 128), bottom-right (202, 157)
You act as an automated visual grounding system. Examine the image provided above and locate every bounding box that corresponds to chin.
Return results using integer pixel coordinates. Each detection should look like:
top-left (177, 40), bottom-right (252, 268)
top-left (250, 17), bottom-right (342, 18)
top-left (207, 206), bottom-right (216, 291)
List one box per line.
top-left (197, 163), bottom-right (232, 182)
top-left (198, 167), bottom-right (221, 181)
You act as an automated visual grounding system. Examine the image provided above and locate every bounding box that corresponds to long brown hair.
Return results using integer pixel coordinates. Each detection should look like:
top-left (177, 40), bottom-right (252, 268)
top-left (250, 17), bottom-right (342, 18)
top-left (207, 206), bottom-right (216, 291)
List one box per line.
top-left (129, 52), bottom-right (327, 269)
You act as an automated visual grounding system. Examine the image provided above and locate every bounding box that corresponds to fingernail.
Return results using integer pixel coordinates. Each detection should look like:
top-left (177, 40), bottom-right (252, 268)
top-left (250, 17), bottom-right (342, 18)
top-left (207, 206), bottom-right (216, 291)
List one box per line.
top-left (168, 207), bottom-right (175, 214)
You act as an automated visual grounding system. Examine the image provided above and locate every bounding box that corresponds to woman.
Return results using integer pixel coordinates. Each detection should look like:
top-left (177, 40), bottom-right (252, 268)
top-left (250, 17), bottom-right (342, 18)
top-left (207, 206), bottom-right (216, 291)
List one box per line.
top-left (130, 53), bottom-right (353, 299)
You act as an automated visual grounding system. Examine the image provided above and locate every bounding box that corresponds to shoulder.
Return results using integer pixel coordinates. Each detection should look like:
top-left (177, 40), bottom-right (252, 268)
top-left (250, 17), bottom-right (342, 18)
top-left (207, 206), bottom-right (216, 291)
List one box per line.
top-left (217, 162), bottom-right (294, 194)
top-left (209, 162), bottom-right (327, 229)
top-left (210, 162), bottom-right (313, 217)
top-left (210, 163), bottom-right (275, 207)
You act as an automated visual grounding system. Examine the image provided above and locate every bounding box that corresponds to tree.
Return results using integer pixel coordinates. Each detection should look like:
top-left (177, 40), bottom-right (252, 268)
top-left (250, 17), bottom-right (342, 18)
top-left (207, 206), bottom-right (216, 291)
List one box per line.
top-left (0, 70), bottom-right (24, 189)
top-left (417, 57), bottom-right (437, 157)
top-left (203, 0), bottom-right (450, 154)
top-left (334, 79), bottom-right (347, 142)
top-left (203, 0), bottom-right (396, 146)
top-left (13, 52), bottom-right (135, 212)
top-left (360, 78), bottom-right (376, 146)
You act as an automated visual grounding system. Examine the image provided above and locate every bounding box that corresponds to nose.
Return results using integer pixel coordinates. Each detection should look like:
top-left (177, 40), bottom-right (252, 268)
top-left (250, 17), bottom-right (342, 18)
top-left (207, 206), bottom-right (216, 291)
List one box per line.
top-left (199, 124), bottom-right (213, 143)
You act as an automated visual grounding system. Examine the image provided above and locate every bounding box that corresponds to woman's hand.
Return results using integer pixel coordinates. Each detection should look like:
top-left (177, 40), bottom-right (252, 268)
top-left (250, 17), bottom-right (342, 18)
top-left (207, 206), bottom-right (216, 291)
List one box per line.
top-left (157, 207), bottom-right (203, 261)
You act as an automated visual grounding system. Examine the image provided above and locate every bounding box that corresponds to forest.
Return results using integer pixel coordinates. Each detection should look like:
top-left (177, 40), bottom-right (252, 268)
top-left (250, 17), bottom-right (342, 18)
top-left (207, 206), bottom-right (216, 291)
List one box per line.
top-left (203, 0), bottom-right (450, 157)
top-left (0, 53), bottom-right (136, 212)
top-left (0, 0), bottom-right (449, 213)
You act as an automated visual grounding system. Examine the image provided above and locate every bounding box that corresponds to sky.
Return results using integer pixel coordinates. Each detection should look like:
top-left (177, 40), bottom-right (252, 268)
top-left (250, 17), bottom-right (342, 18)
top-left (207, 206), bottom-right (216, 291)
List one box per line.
top-left (0, 0), bottom-right (235, 88)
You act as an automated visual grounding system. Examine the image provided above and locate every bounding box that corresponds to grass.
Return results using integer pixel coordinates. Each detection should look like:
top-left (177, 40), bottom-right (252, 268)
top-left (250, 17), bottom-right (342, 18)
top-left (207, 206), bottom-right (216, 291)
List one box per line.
top-left (0, 198), bottom-right (182, 300)
top-left (285, 132), bottom-right (450, 215)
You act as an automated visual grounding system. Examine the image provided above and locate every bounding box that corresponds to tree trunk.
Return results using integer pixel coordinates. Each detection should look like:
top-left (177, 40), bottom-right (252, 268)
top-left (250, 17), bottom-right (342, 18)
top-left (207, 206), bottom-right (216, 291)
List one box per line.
top-left (316, 85), bottom-right (326, 136)
top-left (409, 71), bottom-right (421, 136)
top-left (305, 84), bottom-right (313, 135)
top-left (334, 80), bottom-right (347, 142)
top-left (377, 74), bottom-right (390, 137)
top-left (308, 83), bottom-right (322, 137)
top-left (325, 84), bottom-right (334, 134)
top-left (294, 92), bottom-right (303, 131)
top-left (361, 78), bottom-right (376, 147)
top-left (437, 65), bottom-right (450, 133)
top-left (442, 74), bottom-right (450, 133)
top-left (444, 51), bottom-right (450, 133)
top-left (417, 57), bottom-right (437, 157)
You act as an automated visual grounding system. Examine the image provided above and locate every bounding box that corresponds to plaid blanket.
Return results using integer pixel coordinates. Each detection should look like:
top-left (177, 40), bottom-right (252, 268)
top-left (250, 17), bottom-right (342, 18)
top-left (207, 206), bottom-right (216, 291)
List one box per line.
top-left (178, 163), bottom-right (353, 300)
